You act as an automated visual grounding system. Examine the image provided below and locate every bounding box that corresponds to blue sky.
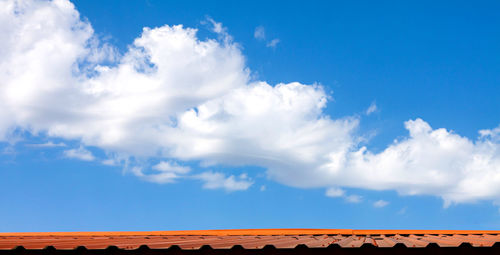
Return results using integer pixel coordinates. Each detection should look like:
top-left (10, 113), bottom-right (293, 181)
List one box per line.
top-left (1, 0), bottom-right (500, 232)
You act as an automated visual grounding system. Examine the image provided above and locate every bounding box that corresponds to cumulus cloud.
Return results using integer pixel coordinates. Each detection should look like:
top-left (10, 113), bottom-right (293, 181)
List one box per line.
top-left (63, 146), bottom-right (95, 161)
top-left (196, 172), bottom-right (253, 191)
top-left (342, 119), bottom-right (500, 206)
top-left (1, 0), bottom-right (500, 204)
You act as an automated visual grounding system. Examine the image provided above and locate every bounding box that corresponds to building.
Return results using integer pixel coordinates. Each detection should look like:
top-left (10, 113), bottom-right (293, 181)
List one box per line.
top-left (1, 229), bottom-right (500, 255)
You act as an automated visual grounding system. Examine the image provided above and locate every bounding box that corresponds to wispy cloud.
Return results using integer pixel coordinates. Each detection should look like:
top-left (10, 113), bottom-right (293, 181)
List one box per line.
top-left (131, 161), bottom-right (191, 184)
top-left (153, 161), bottom-right (191, 174)
top-left (373, 200), bottom-right (389, 208)
top-left (254, 26), bottom-right (280, 48)
top-left (325, 187), bottom-right (345, 197)
top-left (254, 26), bottom-right (265, 40)
top-left (345, 195), bottom-right (363, 203)
top-left (63, 147), bottom-right (95, 161)
top-left (204, 17), bottom-right (232, 43)
top-left (266, 38), bottom-right (280, 48)
top-left (398, 207), bottom-right (408, 215)
top-left (101, 158), bottom-right (118, 166)
top-left (26, 141), bottom-right (66, 148)
top-left (195, 172), bottom-right (253, 192)
top-left (325, 188), bottom-right (362, 203)
top-left (365, 102), bottom-right (378, 115)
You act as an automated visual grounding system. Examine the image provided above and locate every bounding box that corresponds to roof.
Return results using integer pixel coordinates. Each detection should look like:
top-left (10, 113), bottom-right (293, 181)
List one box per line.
top-left (1, 229), bottom-right (500, 250)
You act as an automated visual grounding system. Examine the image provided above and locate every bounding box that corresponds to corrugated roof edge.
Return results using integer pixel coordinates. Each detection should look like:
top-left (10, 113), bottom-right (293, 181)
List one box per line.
top-left (2, 229), bottom-right (500, 236)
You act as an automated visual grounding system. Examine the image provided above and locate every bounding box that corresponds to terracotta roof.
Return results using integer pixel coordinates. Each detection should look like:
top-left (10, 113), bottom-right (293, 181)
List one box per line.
top-left (1, 229), bottom-right (500, 250)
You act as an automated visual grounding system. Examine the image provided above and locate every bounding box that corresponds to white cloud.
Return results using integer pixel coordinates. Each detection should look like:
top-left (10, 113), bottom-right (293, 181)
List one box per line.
top-left (131, 166), bottom-right (180, 184)
top-left (341, 119), bottom-right (500, 206)
top-left (1, 0), bottom-right (500, 205)
top-left (260, 185), bottom-right (266, 191)
top-left (205, 17), bottom-right (232, 44)
top-left (101, 158), bottom-right (118, 166)
top-left (373, 200), bottom-right (389, 208)
top-left (143, 171), bottom-right (180, 184)
top-left (63, 146), bottom-right (95, 161)
top-left (196, 172), bottom-right (253, 191)
top-left (254, 26), bottom-right (265, 40)
top-left (1, 145), bottom-right (15, 155)
top-left (345, 194), bottom-right (362, 203)
top-left (266, 38), bottom-right (280, 48)
top-left (26, 141), bottom-right (66, 148)
top-left (325, 187), bottom-right (362, 204)
top-left (254, 26), bottom-right (279, 48)
top-left (325, 187), bottom-right (345, 197)
top-left (153, 161), bottom-right (191, 174)
top-left (207, 18), bottom-right (223, 34)
top-left (365, 102), bottom-right (377, 115)
top-left (131, 161), bottom-right (191, 184)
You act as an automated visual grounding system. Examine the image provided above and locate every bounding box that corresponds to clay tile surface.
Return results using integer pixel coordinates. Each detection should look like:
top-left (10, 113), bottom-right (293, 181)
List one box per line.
top-left (1, 229), bottom-right (500, 250)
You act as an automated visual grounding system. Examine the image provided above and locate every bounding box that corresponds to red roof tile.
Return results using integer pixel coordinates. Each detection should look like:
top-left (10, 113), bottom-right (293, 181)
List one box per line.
top-left (1, 229), bottom-right (500, 250)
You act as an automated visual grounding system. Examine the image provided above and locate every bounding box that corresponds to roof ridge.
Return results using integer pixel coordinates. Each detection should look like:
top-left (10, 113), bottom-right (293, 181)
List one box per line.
top-left (2, 229), bottom-right (500, 236)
